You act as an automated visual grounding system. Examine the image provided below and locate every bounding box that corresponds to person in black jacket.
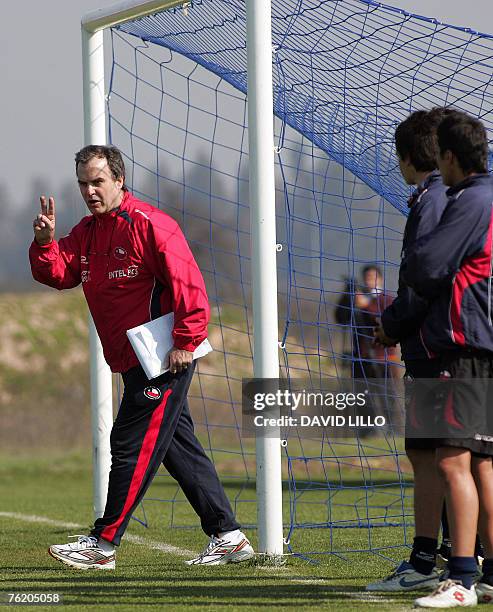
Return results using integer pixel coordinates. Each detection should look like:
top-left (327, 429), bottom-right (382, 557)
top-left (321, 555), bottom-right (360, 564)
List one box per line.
top-left (404, 112), bottom-right (493, 608)
top-left (368, 109), bottom-right (451, 592)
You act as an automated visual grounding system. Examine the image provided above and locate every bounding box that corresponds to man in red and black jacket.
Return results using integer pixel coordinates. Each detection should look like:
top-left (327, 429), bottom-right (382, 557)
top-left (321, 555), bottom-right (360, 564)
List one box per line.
top-left (402, 113), bottom-right (493, 608)
top-left (30, 145), bottom-right (254, 569)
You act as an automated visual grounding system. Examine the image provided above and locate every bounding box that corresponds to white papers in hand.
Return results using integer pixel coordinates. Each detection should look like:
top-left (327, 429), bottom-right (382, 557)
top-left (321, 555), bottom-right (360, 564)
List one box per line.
top-left (126, 312), bottom-right (212, 380)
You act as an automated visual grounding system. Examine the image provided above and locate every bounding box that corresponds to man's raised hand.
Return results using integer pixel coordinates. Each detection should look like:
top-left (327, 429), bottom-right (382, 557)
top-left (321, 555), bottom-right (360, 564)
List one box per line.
top-left (33, 196), bottom-right (56, 246)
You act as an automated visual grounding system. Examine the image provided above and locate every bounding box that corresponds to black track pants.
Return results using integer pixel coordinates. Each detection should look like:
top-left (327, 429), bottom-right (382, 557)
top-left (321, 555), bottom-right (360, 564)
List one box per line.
top-left (91, 364), bottom-right (240, 545)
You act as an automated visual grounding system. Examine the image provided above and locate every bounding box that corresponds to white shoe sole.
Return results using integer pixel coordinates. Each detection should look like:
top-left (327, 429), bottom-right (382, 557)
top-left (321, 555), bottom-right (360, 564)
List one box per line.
top-left (220, 547), bottom-right (255, 565)
top-left (48, 547), bottom-right (115, 570)
top-left (186, 545), bottom-right (255, 566)
top-left (414, 599), bottom-right (477, 608)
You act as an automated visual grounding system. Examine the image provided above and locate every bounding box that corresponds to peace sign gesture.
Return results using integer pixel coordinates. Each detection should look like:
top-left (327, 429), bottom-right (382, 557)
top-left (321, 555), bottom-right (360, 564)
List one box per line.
top-left (33, 196), bottom-right (56, 246)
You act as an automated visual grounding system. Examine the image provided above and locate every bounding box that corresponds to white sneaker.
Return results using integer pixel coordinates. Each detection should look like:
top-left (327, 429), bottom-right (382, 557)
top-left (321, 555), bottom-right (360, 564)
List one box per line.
top-left (414, 579), bottom-right (478, 608)
top-left (185, 532), bottom-right (254, 565)
top-left (475, 581), bottom-right (493, 604)
top-left (48, 535), bottom-right (115, 570)
top-left (366, 561), bottom-right (440, 591)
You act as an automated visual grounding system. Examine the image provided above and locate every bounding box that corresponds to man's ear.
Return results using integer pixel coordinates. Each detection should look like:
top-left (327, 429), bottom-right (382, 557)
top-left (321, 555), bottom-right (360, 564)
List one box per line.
top-left (442, 150), bottom-right (454, 164)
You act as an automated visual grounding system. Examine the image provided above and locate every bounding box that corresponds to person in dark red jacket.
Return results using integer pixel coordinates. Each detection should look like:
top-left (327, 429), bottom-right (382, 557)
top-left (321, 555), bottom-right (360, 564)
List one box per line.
top-left (402, 113), bottom-right (493, 608)
top-left (30, 145), bottom-right (253, 569)
top-left (335, 265), bottom-right (400, 379)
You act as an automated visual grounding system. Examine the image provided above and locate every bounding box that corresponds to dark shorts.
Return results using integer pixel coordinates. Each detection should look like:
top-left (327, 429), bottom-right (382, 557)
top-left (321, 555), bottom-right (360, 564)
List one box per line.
top-left (434, 351), bottom-right (493, 456)
top-left (405, 351), bottom-right (493, 455)
top-left (404, 358), bottom-right (442, 452)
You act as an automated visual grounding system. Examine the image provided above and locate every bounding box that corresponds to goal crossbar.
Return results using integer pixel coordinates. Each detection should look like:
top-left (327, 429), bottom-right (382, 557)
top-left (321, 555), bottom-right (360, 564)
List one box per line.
top-left (82, 1), bottom-right (185, 32)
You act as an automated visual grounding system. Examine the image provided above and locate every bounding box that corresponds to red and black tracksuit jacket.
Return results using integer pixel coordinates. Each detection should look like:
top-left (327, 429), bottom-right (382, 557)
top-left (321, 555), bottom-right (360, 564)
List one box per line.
top-left (29, 191), bottom-right (209, 373)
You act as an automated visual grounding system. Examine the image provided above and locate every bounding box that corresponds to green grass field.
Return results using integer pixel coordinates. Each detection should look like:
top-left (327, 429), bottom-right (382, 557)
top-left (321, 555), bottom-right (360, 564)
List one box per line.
top-left (0, 452), bottom-right (421, 611)
top-left (0, 292), bottom-right (419, 609)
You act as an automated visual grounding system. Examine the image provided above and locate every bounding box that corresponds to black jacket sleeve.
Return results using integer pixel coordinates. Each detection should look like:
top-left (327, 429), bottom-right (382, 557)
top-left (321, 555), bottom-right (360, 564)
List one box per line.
top-left (402, 193), bottom-right (486, 299)
top-left (381, 188), bottom-right (446, 339)
top-left (381, 286), bottom-right (429, 340)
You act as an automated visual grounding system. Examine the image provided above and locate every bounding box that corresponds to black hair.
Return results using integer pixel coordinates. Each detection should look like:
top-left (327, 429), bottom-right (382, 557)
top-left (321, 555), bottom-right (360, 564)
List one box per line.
top-left (75, 145), bottom-right (127, 191)
top-left (394, 108), bottom-right (454, 171)
top-left (362, 265), bottom-right (382, 277)
top-left (437, 111), bottom-right (488, 174)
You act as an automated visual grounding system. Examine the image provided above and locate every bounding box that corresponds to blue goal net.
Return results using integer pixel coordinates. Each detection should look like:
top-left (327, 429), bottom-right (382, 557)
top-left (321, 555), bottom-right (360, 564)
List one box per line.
top-left (106, 0), bottom-right (493, 561)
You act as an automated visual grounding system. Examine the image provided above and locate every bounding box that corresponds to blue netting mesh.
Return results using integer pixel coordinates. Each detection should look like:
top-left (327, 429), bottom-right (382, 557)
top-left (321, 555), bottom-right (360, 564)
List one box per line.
top-left (116, 0), bottom-right (493, 213)
top-left (107, 0), bottom-right (493, 561)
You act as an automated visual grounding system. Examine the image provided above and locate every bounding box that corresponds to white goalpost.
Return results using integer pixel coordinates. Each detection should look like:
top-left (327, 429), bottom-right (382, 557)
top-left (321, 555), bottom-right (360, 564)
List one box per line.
top-left (81, 0), bottom-right (284, 557)
top-left (81, 23), bottom-right (113, 521)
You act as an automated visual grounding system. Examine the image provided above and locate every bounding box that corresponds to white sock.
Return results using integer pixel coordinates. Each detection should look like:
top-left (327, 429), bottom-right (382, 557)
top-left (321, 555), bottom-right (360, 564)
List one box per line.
top-left (218, 529), bottom-right (242, 541)
top-left (98, 538), bottom-right (115, 552)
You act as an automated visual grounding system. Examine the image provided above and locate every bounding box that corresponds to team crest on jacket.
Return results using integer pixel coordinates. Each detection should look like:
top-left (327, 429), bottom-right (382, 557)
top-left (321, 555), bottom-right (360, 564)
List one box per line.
top-left (114, 246), bottom-right (127, 260)
top-left (144, 386), bottom-right (162, 400)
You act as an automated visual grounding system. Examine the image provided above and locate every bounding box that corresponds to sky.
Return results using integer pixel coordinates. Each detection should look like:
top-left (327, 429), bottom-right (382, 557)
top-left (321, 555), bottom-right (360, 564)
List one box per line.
top-left (1, 0), bottom-right (492, 210)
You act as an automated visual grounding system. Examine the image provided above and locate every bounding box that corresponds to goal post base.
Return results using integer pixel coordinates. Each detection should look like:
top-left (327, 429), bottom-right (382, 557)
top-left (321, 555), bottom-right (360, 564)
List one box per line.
top-left (252, 553), bottom-right (287, 567)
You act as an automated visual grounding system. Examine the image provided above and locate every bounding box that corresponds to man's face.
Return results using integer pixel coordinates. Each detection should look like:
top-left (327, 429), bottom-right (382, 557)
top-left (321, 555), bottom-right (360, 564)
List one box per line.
top-left (77, 157), bottom-right (124, 215)
top-left (363, 269), bottom-right (382, 293)
top-left (397, 153), bottom-right (416, 185)
top-left (437, 149), bottom-right (455, 187)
